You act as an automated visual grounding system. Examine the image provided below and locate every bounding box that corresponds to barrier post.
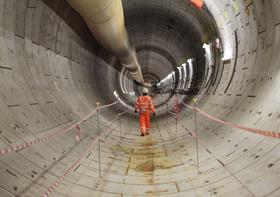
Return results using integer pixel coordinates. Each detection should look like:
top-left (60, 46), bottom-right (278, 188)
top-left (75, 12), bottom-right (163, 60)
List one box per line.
top-left (96, 102), bottom-right (100, 136)
top-left (167, 102), bottom-right (169, 124)
top-left (175, 94), bottom-right (179, 138)
top-left (160, 94), bottom-right (162, 114)
top-left (98, 139), bottom-right (101, 177)
top-left (193, 98), bottom-right (200, 173)
top-left (119, 115), bottom-right (122, 138)
top-left (175, 113), bottom-right (178, 138)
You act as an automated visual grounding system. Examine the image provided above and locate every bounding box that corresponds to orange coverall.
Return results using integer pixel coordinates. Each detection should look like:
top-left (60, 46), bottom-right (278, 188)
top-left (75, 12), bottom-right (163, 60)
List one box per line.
top-left (135, 95), bottom-right (155, 135)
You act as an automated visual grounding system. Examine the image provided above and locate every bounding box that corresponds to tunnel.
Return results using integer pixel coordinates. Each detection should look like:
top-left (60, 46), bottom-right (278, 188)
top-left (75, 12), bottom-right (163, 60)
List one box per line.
top-left (0, 0), bottom-right (280, 196)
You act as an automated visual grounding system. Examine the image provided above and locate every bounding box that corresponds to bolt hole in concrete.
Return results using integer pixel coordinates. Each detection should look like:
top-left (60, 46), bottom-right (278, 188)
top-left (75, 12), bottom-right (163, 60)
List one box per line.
top-left (268, 163), bottom-right (274, 168)
top-left (0, 0), bottom-right (280, 196)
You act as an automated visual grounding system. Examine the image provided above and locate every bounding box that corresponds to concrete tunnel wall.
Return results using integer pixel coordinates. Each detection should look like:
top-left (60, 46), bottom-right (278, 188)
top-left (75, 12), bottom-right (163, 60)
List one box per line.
top-left (0, 0), bottom-right (280, 196)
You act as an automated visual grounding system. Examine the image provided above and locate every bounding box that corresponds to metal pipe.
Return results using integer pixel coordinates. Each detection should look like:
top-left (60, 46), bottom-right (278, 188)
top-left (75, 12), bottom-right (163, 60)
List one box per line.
top-left (66, 0), bottom-right (149, 87)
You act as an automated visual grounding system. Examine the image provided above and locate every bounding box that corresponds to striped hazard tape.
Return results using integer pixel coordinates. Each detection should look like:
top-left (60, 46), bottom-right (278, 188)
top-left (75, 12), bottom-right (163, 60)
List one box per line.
top-left (42, 112), bottom-right (124, 197)
top-left (0, 101), bottom-right (118, 156)
top-left (42, 134), bottom-right (99, 197)
top-left (182, 102), bottom-right (280, 139)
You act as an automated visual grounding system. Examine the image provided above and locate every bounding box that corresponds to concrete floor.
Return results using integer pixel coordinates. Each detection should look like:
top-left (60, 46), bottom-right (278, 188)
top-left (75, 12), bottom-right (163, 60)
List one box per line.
top-left (0, 0), bottom-right (280, 196)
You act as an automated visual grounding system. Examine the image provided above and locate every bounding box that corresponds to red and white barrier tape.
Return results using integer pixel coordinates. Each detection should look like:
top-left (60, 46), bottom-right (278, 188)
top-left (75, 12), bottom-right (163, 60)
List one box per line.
top-left (182, 102), bottom-right (280, 139)
top-left (42, 135), bottom-right (98, 197)
top-left (0, 101), bottom-right (118, 156)
top-left (42, 113), bottom-right (123, 197)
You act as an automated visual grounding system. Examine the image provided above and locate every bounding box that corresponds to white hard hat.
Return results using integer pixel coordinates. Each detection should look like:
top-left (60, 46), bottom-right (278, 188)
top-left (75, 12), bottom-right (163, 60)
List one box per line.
top-left (143, 88), bottom-right (149, 94)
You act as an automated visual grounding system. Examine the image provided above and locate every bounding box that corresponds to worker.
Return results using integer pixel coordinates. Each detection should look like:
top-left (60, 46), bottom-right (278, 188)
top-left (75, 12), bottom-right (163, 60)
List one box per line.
top-left (134, 88), bottom-right (156, 136)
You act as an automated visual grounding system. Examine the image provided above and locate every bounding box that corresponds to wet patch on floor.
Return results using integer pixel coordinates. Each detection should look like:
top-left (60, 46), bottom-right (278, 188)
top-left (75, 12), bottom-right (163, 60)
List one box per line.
top-left (145, 189), bottom-right (169, 194)
top-left (111, 145), bottom-right (133, 155)
top-left (140, 140), bottom-right (157, 147)
top-left (134, 160), bottom-right (185, 172)
top-left (110, 132), bottom-right (187, 191)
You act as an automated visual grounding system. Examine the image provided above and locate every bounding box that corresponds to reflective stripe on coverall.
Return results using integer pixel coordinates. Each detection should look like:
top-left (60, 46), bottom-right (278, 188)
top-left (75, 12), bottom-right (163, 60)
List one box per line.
top-left (135, 96), bottom-right (155, 135)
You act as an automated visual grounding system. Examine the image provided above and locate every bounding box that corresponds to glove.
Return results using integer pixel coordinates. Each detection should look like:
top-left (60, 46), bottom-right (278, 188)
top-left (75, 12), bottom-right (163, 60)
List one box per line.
top-left (134, 109), bottom-right (138, 113)
top-left (153, 112), bottom-right (156, 116)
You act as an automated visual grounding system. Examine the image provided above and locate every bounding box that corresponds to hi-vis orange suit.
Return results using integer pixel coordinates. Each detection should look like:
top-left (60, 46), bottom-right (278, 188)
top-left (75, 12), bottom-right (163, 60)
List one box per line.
top-left (135, 95), bottom-right (155, 135)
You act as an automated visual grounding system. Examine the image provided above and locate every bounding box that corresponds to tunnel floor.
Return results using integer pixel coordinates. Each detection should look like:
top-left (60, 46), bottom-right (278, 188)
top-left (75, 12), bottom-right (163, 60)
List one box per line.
top-left (49, 119), bottom-right (254, 197)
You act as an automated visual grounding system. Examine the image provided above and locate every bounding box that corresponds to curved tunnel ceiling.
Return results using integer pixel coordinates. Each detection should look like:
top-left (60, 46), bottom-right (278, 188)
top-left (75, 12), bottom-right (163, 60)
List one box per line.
top-left (0, 0), bottom-right (280, 196)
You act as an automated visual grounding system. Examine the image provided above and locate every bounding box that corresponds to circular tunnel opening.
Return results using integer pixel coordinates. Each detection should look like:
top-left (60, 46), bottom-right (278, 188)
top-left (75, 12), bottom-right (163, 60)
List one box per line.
top-left (116, 0), bottom-right (219, 114)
